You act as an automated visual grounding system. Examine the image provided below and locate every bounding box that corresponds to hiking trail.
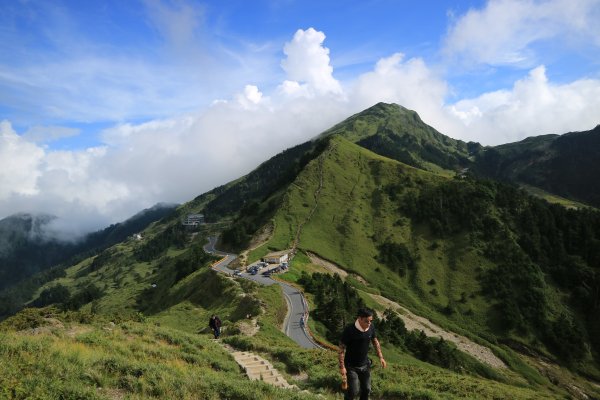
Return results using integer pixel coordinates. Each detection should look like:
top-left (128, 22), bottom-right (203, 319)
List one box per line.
top-left (291, 145), bottom-right (336, 253)
top-left (305, 251), bottom-right (507, 369)
top-left (219, 342), bottom-right (296, 389)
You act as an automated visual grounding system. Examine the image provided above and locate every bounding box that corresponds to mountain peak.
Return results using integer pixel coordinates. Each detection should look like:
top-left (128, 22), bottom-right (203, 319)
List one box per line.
top-left (319, 102), bottom-right (471, 171)
top-left (354, 102), bottom-right (422, 121)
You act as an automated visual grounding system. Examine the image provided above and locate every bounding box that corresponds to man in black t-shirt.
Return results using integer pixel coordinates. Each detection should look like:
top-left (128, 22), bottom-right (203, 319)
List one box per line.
top-left (339, 308), bottom-right (387, 400)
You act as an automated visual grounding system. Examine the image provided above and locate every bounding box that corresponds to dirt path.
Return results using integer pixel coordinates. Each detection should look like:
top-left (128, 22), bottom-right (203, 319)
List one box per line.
top-left (291, 145), bottom-right (336, 253)
top-left (302, 253), bottom-right (506, 369)
top-left (306, 252), bottom-right (348, 278)
top-left (369, 294), bottom-right (506, 369)
top-left (237, 318), bottom-right (260, 336)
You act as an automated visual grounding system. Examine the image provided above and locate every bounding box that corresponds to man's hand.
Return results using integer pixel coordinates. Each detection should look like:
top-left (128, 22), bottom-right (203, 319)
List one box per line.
top-left (379, 357), bottom-right (387, 368)
top-left (338, 343), bottom-right (346, 378)
top-left (340, 366), bottom-right (347, 378)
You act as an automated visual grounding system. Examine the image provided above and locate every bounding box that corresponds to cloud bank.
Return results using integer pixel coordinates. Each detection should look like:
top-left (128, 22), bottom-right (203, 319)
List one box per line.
top-left (2, 0), bottom-right (600, 238)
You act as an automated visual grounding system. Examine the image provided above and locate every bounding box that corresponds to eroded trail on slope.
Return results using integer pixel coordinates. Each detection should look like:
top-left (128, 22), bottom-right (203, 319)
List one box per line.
top-left (291, 145), bottom-right (336, 253)
top-left (368, 293), bottom-right (506, 369)
top-left (306, 252), bottom-right (506, 369)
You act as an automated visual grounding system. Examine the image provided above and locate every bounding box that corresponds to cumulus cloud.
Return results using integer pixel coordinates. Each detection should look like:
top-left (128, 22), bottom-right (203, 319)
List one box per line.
top-left (2, 23), bottom-right (600, 240)
top-left (447, 65), bottom-right (600, 144)
top-left (0, 121), bottom-right (45, 199)
top-left (235, 85), bottom-right (265, 109)
top-left (280, 28), bottom-right (343, 97)
top-left (444, 0), bottom-right (600, 67)
top-left (351, 53), bottom-right (460, 134)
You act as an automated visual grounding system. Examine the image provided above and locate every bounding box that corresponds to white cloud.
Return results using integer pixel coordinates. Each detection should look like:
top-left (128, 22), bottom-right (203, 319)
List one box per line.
top-left (447, 65), bottom-right (600, 143)
top-left (351, 53), bottom-right (462, 135)
top-left (444, 0), bottom-right (600, 67)
top-left (2, 24), bottom-right (600, 240)
top-left (281, 28), bottom-right (343, 96)
top-left (0, 121), bottom-right (45, 199)
top-left (235, 85), bottom-right (265, 109)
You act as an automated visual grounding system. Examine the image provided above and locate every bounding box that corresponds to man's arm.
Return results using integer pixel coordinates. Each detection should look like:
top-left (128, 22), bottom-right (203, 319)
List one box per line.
top-left (338, 343), bottom-right (347, 379)
top-left (372, 338), bottom-right (387, 368)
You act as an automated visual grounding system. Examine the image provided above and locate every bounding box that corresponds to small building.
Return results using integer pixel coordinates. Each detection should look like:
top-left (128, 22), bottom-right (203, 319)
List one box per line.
top-left (133, 233), bottom-right (143, 241)
top-left (263, 250), bottom-right (290, 264)
top-left (182, 213), bottom-right (204, 227)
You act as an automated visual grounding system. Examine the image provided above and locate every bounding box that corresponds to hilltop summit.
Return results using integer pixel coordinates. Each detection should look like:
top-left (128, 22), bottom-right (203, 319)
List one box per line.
top-left (320, 102), bottom-right (476, 171)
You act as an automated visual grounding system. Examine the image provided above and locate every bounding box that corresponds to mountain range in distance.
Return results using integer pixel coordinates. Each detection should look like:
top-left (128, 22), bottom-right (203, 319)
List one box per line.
top-left (0, 203), bottom-right (177, 292)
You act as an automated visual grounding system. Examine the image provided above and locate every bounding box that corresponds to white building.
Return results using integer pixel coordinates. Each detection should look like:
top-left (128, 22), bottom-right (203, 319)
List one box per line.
top-left (182, 213), bottom-right (204, 227)
top-left (264, 250), bottom-right (290, 264)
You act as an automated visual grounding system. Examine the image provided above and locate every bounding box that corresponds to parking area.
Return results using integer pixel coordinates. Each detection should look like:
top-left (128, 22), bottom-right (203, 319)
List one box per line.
top-left (237, 261), bottom-right (289, 277)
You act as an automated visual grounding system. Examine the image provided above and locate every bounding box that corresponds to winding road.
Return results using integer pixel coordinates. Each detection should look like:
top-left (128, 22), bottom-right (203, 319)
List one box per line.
top-left (204, 236), bottom-right (320, 349)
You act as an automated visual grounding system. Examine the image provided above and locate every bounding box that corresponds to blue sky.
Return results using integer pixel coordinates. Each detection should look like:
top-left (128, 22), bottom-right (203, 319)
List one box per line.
top-left (1, 0), bottom-right (600, 234)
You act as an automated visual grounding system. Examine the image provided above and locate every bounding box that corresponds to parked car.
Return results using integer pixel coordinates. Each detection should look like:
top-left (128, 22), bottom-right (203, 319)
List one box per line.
top-left (233, 270), bottom-right (242, 277)
top-left (261, 270), bottom-right (272, 276)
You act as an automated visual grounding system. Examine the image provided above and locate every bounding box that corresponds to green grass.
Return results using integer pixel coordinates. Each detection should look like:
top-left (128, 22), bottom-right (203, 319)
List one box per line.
top-left (520, 184), bottom-right (594, 210)
top-left (0, 309), bottom-right (326, 400)
top-left (5, 130), bottom-right (598, 398)
top-left (243, 136), bottom-right (593, 397)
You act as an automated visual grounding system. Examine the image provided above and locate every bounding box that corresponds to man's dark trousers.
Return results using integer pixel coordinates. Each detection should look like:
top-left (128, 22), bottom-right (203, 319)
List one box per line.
top-left (344, 364), bottom-right (371, 400)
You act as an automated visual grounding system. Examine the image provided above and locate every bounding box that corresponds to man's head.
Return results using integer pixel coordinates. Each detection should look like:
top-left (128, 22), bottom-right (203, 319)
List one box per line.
top-left (357, 308), bottom-right (374, 330)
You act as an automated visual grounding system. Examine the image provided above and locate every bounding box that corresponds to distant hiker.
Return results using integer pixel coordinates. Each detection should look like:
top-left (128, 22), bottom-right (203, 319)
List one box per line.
top-left (209, 314), bottom-right (222, 339)
top-left (339, 308), bottom-right (387, 400)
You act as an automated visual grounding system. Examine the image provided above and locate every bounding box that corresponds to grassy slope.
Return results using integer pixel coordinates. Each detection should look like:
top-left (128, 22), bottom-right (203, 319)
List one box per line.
top-left (0, 173), bottom-right (566, 399)
top-left (0, 308), bottom-right (323, 400)
top-left (258, 136), bottom-right (488, 325)
top-left (250, 135), bottom-right (600, 398)
top-left (3, 127), bottom-right (598, 397)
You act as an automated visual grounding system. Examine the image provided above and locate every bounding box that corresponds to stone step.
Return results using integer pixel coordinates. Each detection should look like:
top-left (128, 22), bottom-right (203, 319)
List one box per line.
top-left (244, 360), bottom-right (270, 368)
top-left (219, 344), bottom-right (297, 390)
top-left (247, 368), bottom-right (277, 378)
top-left (261, 372), bottom-right (283, 381)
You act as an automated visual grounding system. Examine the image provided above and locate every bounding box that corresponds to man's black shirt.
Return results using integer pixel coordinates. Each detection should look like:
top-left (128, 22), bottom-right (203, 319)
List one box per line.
top-left (341, 323), bottom-right (376, 367)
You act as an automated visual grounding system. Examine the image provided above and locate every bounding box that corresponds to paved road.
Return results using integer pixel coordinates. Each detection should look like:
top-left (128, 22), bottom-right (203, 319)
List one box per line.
top-left (204, 236), bottom-right (320, 349)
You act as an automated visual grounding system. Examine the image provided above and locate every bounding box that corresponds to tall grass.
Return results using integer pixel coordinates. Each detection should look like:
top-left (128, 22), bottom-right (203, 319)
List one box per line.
top-left (0, 309), bottom-right (327, 399)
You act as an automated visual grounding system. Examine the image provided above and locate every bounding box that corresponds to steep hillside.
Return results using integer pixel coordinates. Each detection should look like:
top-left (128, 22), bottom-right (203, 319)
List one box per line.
top-left (244, 135), bottom-right (600, 394)
top-left (0, 213), bottom-right (67, 290)
top-left (4, 104), bottom-right (600, 398)
top-left (473, 125), bottom-right (600, 208)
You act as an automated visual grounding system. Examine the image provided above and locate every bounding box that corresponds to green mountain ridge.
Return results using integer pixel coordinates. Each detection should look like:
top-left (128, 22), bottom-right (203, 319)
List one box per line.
top-left (2, 103), bottom-right (600, 399)
top-left (0, 204), bottom-right (177, 317)
top-left (472, 124), bottom-right (600, 208)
